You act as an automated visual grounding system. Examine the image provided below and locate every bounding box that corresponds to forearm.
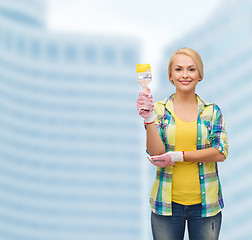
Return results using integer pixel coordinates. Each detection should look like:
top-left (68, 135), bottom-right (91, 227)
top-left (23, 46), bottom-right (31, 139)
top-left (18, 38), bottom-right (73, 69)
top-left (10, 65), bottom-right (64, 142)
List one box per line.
top-left (184, 148), bottom-right (226, 163)
top-left (146, 123), bottom-right (166, 156)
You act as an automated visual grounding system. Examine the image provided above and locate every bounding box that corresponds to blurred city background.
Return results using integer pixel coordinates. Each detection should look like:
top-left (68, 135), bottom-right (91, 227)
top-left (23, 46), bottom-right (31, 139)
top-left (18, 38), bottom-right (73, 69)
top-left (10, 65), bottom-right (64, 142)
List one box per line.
top-left (0, 0), bottom-right (251, 239)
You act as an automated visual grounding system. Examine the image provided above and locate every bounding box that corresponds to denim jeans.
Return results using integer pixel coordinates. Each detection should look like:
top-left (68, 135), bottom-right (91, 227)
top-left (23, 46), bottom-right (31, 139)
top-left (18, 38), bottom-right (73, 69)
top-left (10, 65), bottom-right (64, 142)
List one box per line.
top-left (151, 202), bottom-right (222, 240)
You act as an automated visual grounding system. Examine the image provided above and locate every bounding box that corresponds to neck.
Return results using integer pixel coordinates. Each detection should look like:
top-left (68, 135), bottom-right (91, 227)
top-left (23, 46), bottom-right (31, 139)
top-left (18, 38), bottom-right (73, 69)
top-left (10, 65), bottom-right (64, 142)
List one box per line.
top-left (173, 91), bottom-right (197, 104)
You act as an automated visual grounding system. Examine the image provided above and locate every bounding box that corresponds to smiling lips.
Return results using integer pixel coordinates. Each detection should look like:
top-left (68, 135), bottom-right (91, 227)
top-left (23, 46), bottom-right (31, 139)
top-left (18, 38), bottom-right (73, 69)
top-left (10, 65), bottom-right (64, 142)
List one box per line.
top-left (179, 80), bottom-right (192, 85)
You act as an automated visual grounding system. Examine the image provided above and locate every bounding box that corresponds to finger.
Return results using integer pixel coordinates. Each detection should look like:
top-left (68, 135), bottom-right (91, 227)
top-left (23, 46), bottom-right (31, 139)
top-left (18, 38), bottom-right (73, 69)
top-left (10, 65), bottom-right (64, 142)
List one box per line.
top-left (139, 91), bottom-right (153, 98)
top-left (137, 103), bottom-right (154, 110)
top-left (147, 156), bottom-right (159, 166)
top-left (139, 110), bottom-right (152, 118)
top-left (137, 100), bottom-right (154, 108)
top-left (137, 98), bottom-right (154, 104)
top-left (137, 95), bottom-right (154, 103)
top-left (169, 160), bottom-right (175, 166)
top-left (151, 155), bottom-right (165, 161)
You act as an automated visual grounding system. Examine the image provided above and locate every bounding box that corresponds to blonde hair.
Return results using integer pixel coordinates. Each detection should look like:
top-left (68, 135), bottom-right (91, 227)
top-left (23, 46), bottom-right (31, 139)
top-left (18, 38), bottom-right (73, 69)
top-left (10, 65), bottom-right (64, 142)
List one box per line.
top-left (168, 48), bottom-right (204, 85)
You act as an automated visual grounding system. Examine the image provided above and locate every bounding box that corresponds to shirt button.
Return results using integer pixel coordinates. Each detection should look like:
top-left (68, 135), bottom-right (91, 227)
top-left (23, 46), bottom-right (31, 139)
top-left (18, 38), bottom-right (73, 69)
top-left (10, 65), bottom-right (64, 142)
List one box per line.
top-left (199, 163), bottom-right (202, 165)
top-left (198, 138), bottom-right (201, 140)
top-left (198, 123), bottom-right (200, 126)
top-left (203, 192), bottom-right (205, 194)
top-left (201, 177), bottom-right (203, 180)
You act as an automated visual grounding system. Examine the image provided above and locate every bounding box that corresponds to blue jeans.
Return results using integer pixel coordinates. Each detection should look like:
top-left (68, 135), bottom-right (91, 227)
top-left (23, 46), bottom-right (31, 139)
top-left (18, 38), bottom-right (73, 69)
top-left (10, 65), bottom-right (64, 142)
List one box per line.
top-left (151, 202), bottom-right (222, 240)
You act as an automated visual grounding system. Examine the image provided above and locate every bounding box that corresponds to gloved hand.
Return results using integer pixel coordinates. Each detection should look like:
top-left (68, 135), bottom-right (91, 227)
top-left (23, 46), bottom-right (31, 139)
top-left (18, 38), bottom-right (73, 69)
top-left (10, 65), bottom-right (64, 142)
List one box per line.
top-left (147, 151), bottom-right (184, 167)
top-left (136, 89), bottom-right (156, 124)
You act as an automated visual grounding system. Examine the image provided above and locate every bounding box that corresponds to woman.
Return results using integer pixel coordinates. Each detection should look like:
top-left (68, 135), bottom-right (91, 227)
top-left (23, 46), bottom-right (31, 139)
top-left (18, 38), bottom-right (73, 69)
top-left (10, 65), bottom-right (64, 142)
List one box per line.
top-left (136, 48), bottom-right (228, 240)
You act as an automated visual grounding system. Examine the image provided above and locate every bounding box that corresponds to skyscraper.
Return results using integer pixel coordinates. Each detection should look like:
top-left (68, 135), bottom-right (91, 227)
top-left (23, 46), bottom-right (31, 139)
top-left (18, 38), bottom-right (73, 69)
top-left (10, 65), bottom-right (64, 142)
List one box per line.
top-left (157, 0), bottom-right (252, 239)
top-left (0, 0), bottom-right (145, 239)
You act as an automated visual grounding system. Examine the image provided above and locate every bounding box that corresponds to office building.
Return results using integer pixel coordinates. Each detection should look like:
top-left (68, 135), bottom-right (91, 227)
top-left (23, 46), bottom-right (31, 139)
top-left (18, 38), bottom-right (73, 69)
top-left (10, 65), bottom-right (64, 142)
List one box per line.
top-left (0, 0), bottom-right (145, 239)
top-left (157, 0), bottom-right (252, 239)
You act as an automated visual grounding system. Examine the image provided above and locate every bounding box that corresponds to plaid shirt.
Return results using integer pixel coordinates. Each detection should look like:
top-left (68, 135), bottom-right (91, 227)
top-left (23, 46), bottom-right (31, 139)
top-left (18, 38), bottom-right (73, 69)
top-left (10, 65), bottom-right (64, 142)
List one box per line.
top-left (150, 94), bottom-right (228, 217)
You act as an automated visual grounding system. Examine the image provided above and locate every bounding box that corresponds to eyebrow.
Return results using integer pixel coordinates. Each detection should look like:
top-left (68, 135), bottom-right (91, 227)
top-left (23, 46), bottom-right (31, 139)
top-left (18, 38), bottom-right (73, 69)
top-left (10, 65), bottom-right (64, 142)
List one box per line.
top-left (175, 65), bottom-right (196, 67)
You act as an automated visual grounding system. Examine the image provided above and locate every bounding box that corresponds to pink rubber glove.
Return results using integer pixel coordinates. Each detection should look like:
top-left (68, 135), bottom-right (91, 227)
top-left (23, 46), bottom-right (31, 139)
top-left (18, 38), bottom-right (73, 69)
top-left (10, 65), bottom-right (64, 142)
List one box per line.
top-left (147, 151), bottom-right (184, 167)
top-left (136, 89), bottom-right (156, 123)
top-left (147, 154), bottom-right (174, 167)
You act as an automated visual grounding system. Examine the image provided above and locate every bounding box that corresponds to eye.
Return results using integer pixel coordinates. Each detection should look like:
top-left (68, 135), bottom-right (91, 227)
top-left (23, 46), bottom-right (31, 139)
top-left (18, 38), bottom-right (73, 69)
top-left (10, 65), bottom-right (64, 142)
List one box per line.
top-left (189, 68), bottom-right (196, 71)
top-left (175, 68), bottom-right (182, 71)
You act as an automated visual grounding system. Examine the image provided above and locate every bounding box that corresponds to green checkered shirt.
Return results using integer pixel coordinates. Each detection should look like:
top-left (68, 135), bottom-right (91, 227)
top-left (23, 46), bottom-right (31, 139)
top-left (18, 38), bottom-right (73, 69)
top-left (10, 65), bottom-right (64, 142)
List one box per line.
top-left (150, 94), bottom-right (228, 217)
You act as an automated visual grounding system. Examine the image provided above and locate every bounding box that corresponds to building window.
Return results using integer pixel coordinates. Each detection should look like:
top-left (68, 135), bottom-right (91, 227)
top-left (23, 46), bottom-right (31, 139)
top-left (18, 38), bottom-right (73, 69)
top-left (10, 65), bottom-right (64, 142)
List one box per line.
top-left (4, 30), bottom-right (12, 51)
top-left (16, 34), bottom-right (26, 56)
top-left (46, 42), bottom-right (58, 61)
top-left (103, 47), bottom-right (116, 65)
top-left (30, 39), bottom-right (40, 59)
top-left (122, 48), bottom-right (137, 66)
top-left (65, 44), bottom-right (77, 63)
top-left (0, 28), bottom-right (3, 48)
top-left (83, 46), bottom-right (96, 64)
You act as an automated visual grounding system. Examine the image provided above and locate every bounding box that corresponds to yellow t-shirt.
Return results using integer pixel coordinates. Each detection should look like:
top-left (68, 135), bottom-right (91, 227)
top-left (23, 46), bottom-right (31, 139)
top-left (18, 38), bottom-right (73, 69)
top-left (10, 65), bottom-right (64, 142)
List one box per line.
top-left (172, 113), bottom-right (201, 205)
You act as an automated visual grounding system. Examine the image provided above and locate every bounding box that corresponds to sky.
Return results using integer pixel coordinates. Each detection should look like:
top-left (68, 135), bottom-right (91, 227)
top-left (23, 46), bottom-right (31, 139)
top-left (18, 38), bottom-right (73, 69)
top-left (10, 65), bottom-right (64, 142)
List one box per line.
top-left (46, 0), bottom-right (223, 87)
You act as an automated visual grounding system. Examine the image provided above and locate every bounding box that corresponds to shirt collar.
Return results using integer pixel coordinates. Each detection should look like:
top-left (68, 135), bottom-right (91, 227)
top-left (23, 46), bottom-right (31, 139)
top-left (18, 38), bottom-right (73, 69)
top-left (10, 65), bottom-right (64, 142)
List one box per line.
top-left (164, 94), bottom-right (211, 116)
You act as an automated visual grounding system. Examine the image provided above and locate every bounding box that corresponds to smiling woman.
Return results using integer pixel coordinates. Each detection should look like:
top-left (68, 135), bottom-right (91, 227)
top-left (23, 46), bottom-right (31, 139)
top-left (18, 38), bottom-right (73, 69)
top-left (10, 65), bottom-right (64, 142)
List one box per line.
top-left (168, 48), bottom-right (204, 85)
top-left (168, 49), bottom-right (203, 98)
top-left (136, 47), bottom-right (228, 240)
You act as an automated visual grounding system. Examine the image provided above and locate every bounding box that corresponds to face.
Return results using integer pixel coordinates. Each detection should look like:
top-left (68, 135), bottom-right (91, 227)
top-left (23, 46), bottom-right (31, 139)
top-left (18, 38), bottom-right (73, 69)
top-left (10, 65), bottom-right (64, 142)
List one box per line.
top-left (170, 54), bottom-right (201, 93)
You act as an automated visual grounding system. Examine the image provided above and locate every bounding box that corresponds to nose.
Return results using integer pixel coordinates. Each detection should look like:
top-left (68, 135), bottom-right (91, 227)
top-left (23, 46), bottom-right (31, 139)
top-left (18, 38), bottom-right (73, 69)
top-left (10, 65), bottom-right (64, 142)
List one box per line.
top-left (182, 70), bottom-right (189, 78)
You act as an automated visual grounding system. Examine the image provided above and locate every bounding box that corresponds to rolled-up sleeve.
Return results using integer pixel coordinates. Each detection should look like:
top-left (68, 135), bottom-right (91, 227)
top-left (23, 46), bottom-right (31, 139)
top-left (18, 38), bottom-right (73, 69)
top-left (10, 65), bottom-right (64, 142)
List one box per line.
top-left (211, 104), bottom-right (228, 158)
